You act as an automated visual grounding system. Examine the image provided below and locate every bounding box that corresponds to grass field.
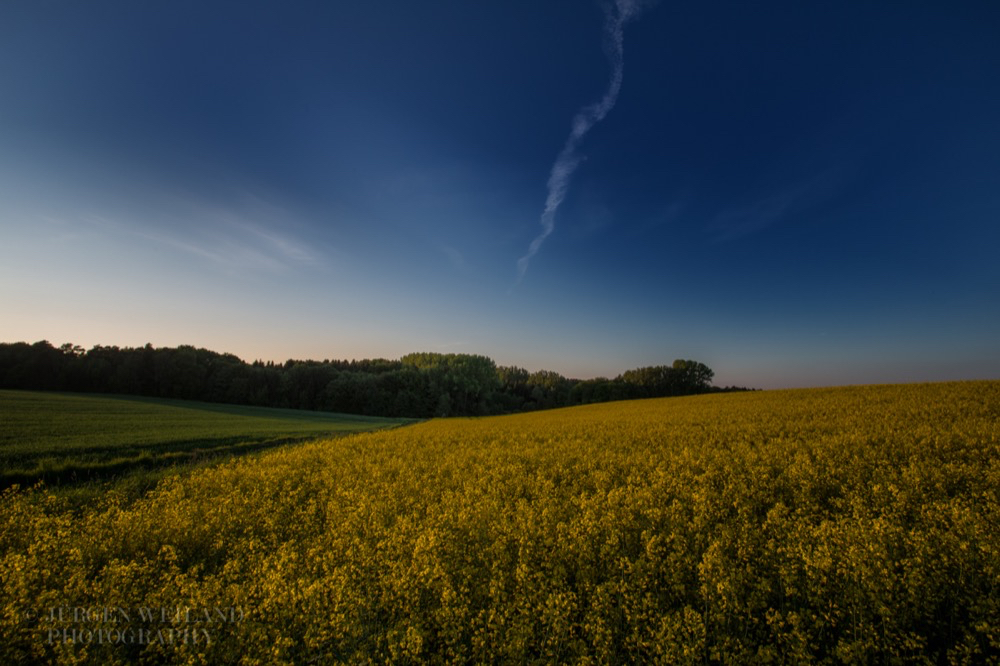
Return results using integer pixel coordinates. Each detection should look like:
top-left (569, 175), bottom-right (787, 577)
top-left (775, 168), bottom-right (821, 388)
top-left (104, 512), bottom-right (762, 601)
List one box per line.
top-left (2, 381), bottom-right (999, 664)
top-left (0, 390), bottom-right (412, 489)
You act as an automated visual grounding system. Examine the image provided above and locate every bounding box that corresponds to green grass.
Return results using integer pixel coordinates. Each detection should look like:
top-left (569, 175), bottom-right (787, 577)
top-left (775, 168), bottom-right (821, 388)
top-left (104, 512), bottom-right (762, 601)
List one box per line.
top-left (0, 390), bottom-right (413, 492)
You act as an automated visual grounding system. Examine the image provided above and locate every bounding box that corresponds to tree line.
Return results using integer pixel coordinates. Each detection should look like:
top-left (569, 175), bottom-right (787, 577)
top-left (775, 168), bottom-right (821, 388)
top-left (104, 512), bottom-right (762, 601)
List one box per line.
top-left (0, 341), bottom-right (750, 418)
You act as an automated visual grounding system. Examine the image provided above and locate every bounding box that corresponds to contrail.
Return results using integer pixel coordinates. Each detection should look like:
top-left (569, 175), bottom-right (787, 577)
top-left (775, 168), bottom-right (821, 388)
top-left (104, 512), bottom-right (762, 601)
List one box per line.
top-left (517, 0), bottom-right (647, 281)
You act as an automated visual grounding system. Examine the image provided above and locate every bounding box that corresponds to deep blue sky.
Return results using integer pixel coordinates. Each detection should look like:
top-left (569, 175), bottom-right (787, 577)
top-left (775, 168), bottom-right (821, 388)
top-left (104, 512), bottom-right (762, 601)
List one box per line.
top-left (2, 0), bottom-right (998, 388)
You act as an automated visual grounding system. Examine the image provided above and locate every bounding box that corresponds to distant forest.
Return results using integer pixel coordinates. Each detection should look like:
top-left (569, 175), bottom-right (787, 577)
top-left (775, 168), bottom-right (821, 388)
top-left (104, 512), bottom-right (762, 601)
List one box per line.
top-left (0, 341), bottom-right (751, 418)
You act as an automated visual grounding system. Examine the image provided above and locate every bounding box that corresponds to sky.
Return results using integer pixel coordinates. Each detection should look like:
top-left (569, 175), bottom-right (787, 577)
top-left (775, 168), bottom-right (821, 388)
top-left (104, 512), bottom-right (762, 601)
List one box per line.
top-left (1, 0), bottom-right (999, 389)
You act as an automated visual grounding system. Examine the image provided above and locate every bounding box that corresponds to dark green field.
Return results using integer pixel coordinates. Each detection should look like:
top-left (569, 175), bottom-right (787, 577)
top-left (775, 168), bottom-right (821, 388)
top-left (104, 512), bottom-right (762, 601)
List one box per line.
top-left (0, 390), bottom-right (412, 490)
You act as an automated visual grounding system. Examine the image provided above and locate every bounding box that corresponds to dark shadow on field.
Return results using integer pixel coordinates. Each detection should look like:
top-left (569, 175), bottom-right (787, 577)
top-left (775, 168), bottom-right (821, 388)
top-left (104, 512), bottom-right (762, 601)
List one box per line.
top-left (0, 433), bottom-right (341, 491)
top-left (4, 432), bottom-right (354, 462)
top-left (100, 393), bottom-right (410, 425)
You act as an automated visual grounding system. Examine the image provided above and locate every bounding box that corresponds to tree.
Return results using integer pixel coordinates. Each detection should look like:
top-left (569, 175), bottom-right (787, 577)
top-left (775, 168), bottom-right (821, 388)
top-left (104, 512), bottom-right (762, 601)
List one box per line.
top-left (0, 341), bottom-right (728, 417)
top-left (671, 359), bottom-right (714, 393)
top-left (619, 360), bottom-right (715, 397)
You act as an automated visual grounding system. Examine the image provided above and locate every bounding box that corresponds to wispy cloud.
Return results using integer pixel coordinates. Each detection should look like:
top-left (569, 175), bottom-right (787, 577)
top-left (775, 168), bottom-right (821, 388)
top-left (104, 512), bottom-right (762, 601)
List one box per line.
top-left (706, 170), bottom-right (845, 243)
top-left (707, 192), bottom-right (799, 243)
top-left (80, 194), bottom-right (325, 275)
top-left (517, 0), bottom-right (651, 281)
top-left (439, 244), bottom-right (467, 271)
top-left (34, 213), bottom-right (89, 244)
top-left (636, 202), bottom-right (684, 234)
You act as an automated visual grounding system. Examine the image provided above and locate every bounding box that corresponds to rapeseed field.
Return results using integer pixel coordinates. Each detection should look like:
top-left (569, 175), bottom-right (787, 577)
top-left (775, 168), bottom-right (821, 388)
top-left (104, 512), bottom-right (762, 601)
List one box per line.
top-left (2, 381), bottom-right (998, 664)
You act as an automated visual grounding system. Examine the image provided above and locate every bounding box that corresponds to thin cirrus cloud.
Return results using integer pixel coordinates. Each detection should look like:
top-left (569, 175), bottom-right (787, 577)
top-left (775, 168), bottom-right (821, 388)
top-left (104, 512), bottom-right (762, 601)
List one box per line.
top-left (438, 244), bottom-right (467, 272)
top-left (706, 170), bottom-right (845, 243)
top-left (707, 192), bottom-right (799, 244)
top-left (517, 0), bottom-right (651, 281)
top-left (80, 197), bottom-right (324, 276)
